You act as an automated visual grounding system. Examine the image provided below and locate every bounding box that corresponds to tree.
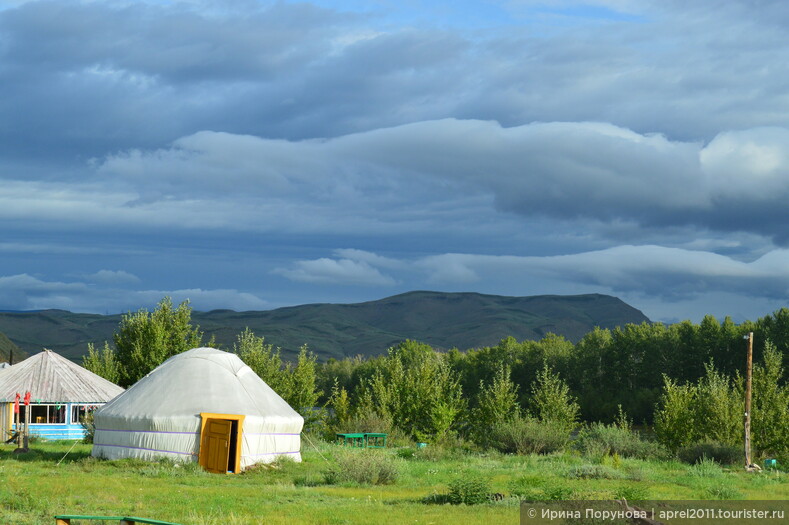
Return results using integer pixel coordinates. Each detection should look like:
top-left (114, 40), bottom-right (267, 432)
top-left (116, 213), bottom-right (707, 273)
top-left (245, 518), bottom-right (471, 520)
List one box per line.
top-left (528, 364), bottom-right (579, 433)
top-left (281, 344), bottom-right (322, 423)
top-left (234, 327), bottom-right (286, 392)
top-left (751, 342), bottom-right (789, 458)
top-left (358, 341), bottom-right (465, 441)
top-left (473, 364), bottom-right (520, 444)
top-left (114, 297), bottom-right (203, 387)
top-left (82, 341), bottom-right (121, 384)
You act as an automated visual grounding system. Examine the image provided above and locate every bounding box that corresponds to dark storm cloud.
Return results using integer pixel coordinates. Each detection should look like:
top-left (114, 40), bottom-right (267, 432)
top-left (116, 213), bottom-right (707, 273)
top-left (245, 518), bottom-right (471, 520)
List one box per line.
top-left (3, 0), bottom-right (789, 319)
top-left (92, 120), bottom-right (789, 243)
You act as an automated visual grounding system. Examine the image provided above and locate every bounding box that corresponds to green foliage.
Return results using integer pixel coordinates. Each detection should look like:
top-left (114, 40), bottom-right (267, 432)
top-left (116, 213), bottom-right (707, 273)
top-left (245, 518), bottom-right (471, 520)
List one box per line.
top-left (565, 465), bottom-right (624, 480)
top-left (82, 341), bottom-right (121, 384)
top-left (281, 345), bottom-right (322, 419)
top-left (237, 332), bottom-right (321, 425)
top-left (751, 342), bottom-right (789, 458)
top-left (80, 411), bottom-right (95, 444)
top-left (326, 380), bottom-right (351, 432)
top-left (689, 456), bottom-right (724, 478)
top-left (235, 327), bottom-right (286, 392)
top-left (575, 423), bottom-right (667, 460)
top-left (528, 364), bottom-right (579, 433)
top-left (655, 348), bottom-right (789, 461)
top-left (489, 415), bottom-right (571, 455)
top-left (446, 474), bottom-right (491, 505)
top-left (0, 330), bottom-right (23, 363)
top-left (472, 364), bottom-right (520, 444)
top-left (323, 449), bottom-right (400, 485)
top-left (613, 484), bottom-right (651, 501)
top-left (357, 341), bottom-right (465, 441)
top-left (654, 376), bottom-right (697, 451)
top-left (694, 362), bottom-right (741, 445)
top-left (113, 297), bottom-right (203, 387)
top-left (677, 442), bottom-right (741, 466)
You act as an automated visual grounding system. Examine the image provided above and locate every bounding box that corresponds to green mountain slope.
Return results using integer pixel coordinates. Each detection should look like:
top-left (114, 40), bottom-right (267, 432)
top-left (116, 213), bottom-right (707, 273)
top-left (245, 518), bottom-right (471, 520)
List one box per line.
top-left (0, 291), bottom-right (650, 362)
top-left (0, 330), bottom-right (24, 363)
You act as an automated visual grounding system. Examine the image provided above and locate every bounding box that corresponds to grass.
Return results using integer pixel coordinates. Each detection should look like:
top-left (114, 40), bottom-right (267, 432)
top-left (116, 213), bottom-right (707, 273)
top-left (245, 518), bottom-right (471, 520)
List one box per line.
top-left (1, 440), bottom-right (787, 524)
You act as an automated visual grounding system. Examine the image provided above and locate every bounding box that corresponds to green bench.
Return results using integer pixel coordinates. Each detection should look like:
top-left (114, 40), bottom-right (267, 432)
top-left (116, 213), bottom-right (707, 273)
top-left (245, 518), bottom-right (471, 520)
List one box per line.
top-left (55, 515), bottom-right (181, 525)
top-left (336, 432), bottom-right (387, 448)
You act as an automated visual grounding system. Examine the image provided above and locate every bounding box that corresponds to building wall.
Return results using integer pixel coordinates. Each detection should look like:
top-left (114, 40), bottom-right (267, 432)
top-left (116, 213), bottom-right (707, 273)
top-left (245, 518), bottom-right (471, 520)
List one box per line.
top-left (0, 401), bottom-right (103, 441)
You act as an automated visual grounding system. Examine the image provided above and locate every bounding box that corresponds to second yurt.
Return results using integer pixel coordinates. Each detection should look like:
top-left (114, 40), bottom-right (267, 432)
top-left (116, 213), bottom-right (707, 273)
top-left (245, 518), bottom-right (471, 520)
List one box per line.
top-left (92, 347), bottom-right (303, 473)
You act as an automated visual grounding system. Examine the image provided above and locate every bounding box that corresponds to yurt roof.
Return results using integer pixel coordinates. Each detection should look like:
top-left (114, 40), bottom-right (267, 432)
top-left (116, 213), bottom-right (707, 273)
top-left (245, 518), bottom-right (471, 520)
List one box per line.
top-left (97, 347), bottom-right (301, 422)
top-left (0, 349), bottom-right (124, 403)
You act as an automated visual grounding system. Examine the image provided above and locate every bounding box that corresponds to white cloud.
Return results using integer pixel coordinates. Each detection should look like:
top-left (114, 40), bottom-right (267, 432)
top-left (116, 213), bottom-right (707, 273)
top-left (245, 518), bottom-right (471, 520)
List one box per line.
top-left (83, 270), bottom-right (141, 285)
top-left (274, 257), bottom-right (397, 286)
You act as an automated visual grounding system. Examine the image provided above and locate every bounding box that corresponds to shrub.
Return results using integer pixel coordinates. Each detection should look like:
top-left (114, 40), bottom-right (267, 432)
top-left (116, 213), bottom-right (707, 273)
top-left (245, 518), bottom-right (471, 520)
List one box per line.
top-left (447, 474), bottom-right (491, 505)
top-left (566, 465), bottom-right (624, 480)
top-left (689, 456), bottom-right (723, 478)
top-left (323, 449), bottom-right (400, 485)
top-left (654, 376), bottom-right (698, 451)
top-left (80, 411), bottom-right (95, 444)
top-left (677, 441), bottom-right (741, 466)
top-left (489, 415), bottom-right (571, 455)
top-left (575, 422), bottom-right (668, 460)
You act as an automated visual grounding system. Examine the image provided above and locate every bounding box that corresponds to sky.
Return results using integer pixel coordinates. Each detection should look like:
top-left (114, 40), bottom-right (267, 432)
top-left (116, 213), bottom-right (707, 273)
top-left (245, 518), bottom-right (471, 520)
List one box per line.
top-left (2, 0), bottom-right (789, 323)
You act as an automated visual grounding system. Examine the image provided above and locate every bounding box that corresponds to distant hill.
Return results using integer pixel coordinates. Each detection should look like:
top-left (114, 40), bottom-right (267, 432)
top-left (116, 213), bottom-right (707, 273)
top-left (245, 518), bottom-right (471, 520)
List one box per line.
top-left (0, 291), bottom-right (650, 362)
top-left (0, 331), bottom-right (24, 363)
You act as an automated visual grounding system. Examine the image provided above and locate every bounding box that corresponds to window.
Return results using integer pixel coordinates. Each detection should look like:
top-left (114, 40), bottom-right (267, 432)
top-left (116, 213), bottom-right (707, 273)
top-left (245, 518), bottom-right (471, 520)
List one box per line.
top-left (19, 404), bottom-right (67, 425)
top-left (70, 404), bottom-right (100, 425)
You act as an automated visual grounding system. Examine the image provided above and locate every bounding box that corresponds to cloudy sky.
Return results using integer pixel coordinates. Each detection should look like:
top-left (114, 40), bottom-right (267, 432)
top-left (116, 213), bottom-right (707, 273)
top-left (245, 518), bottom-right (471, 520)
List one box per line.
top-left (3, 0), bottom-right (789, 323)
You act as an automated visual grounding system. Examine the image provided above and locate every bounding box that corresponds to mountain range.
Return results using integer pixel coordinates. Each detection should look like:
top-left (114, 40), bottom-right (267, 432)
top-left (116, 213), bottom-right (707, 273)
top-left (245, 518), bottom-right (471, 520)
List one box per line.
top-left (0, 291), bottom-right (650, 362)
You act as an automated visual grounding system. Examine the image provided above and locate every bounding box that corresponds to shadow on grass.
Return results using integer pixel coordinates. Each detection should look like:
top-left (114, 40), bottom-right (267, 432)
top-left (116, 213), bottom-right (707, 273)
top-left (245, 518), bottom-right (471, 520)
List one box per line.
top-left (0, 444), bottom-right (92, 463)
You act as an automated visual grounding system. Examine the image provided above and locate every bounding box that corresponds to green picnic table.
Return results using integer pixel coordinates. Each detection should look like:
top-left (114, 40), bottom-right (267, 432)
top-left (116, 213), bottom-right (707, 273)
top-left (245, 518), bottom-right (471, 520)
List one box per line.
top-left (364, 433), bottom-right (387, 448)
top-left (336, 432), bottom-right (387, 448)
top-left (336, 432), bottom-right (366, 447)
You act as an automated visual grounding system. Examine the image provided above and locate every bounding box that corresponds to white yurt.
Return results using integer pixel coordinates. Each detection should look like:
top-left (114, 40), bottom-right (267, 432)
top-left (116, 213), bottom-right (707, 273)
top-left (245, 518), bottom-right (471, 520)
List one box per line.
top-left (92, 347), bottom-right (303, 473)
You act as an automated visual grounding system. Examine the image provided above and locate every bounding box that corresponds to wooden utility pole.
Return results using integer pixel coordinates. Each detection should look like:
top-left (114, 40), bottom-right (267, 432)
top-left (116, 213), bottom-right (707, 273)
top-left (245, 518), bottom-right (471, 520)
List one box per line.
top-left (744, 331), bottom-right (757, 471)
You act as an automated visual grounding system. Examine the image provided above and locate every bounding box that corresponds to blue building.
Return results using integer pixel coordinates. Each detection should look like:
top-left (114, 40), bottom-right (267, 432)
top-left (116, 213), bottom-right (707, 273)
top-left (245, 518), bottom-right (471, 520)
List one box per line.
top-left (0, 350), bottom-right (124, 440)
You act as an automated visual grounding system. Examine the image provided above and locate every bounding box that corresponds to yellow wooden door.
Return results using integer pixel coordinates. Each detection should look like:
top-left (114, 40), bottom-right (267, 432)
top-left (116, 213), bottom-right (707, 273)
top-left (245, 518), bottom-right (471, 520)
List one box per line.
top-left (203, 419), bottom-right (232, 474)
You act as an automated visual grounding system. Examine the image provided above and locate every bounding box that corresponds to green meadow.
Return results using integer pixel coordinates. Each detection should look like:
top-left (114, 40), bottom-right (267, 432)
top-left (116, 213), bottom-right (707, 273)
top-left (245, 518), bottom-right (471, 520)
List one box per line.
top-left (1, 439), bottom-right (787, 525)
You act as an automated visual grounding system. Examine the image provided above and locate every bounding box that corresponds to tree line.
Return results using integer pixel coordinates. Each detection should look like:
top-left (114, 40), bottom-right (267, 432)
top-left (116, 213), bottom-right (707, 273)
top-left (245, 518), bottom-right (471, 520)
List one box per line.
top-left (83, 297), bottom-right (789, 462)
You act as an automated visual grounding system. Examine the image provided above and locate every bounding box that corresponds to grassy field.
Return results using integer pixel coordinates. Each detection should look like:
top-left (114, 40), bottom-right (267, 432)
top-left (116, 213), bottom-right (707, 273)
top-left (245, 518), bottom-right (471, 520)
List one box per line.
top-left (1, 439), bottom-right (787, 524)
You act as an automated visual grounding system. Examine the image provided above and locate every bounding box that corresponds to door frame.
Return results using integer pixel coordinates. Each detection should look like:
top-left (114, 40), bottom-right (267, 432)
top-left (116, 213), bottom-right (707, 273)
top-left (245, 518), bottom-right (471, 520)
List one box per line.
top-left (199, 413), bottom-right (245, 474)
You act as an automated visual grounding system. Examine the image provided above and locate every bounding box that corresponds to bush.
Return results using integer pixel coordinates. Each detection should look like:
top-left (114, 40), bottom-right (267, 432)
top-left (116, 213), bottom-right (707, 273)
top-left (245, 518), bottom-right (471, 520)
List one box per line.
top-left (80, 411), bottom-right (95, 444)
top-left (677, 441), bottom-right (741, 466)
top-left (566, 465), bottom-right (624, 480)
top-left (323, 449), bottom-right (400, 485)
top-left (575, 423), bottom-right (668, 460)
top-left (689, 456), bottom-right (724, 478)
top-left (447, 474), bottom-right (491, 505)
top-left (489, 416), bottom-right (571, 455)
